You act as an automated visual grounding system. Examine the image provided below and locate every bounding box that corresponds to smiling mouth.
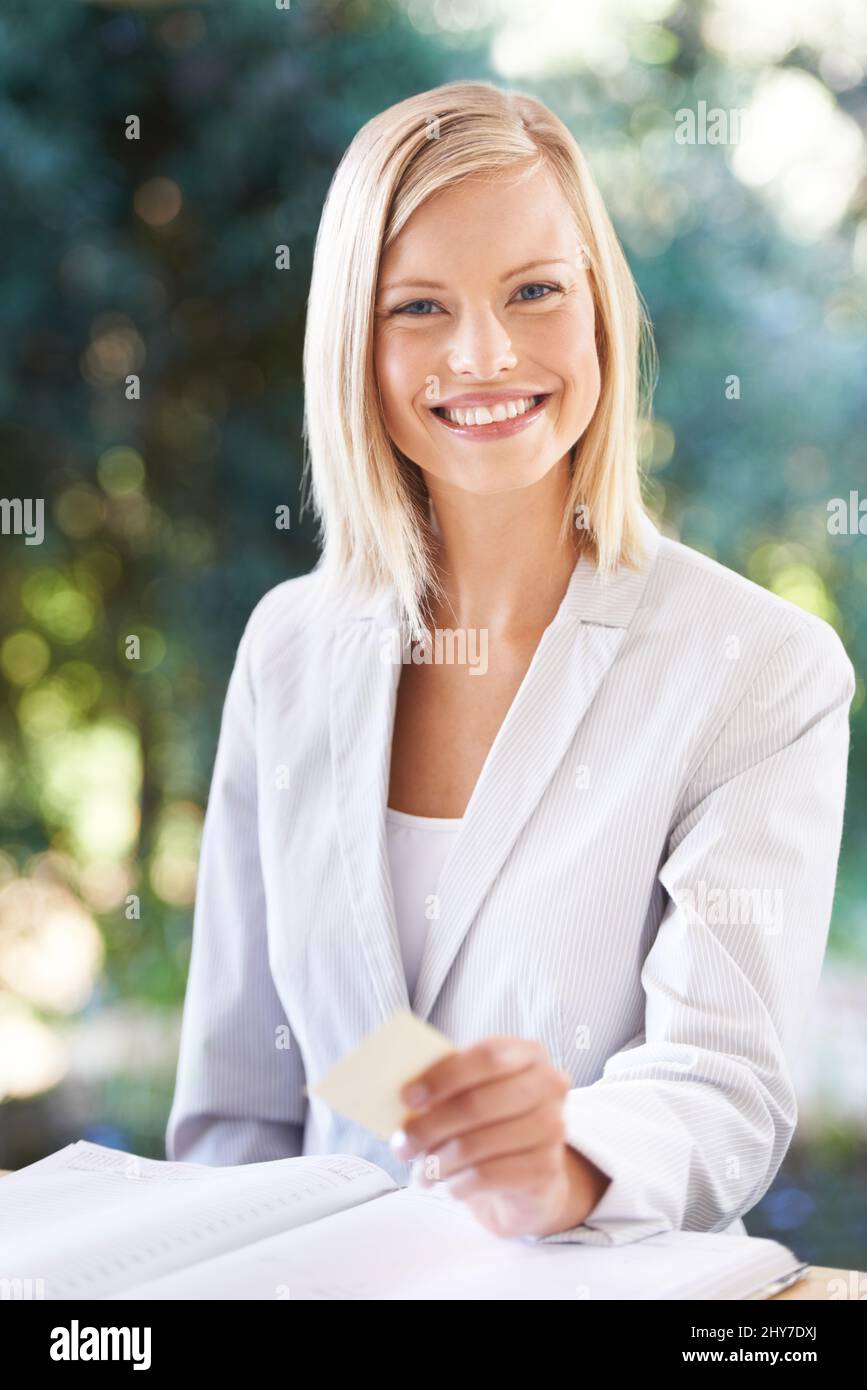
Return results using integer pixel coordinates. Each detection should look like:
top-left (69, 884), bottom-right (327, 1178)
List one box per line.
top-left (431, 394), bottom-right (550, 429)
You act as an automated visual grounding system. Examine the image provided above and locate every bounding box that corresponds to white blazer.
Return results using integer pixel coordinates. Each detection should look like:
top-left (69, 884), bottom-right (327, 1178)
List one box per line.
top-left (165, 512), bottom-right (855, 1246)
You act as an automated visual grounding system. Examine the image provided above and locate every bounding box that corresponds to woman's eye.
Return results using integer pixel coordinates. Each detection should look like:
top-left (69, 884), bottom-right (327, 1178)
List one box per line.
top-left (392, 282), bottom-right (563, 316)
top-left (515, 281), bottom-right (563, 303)
top-left (394, 299), bottom-right (442, 316)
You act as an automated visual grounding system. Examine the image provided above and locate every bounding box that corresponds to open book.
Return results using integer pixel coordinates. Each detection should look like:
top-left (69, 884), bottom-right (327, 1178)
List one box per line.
top-left (0, 1141), bottom-right (808, 1300)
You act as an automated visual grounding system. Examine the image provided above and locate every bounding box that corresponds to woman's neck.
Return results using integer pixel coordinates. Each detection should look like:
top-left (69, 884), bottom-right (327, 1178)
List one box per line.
top-left (423, 454), bottom-right (585, 639)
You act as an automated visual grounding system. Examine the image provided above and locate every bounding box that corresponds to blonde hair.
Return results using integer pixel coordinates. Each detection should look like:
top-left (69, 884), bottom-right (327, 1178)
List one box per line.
top-left (301, 79), bottom-right (656, 638)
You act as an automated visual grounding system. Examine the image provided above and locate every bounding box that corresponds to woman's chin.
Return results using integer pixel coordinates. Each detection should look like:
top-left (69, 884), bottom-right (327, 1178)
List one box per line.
top-left (423, 457), bottom-right (567, 497)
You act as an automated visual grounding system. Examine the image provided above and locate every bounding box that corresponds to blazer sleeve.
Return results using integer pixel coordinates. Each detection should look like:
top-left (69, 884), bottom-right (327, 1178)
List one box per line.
top-left (536, 617), bottom-right (856, 1245)
top-left (165, 599), bottom-right (307, 1165)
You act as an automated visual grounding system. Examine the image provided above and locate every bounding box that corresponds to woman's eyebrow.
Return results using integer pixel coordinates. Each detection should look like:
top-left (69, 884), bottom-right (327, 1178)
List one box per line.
top-left (378, 257), bottom-right (573, 293)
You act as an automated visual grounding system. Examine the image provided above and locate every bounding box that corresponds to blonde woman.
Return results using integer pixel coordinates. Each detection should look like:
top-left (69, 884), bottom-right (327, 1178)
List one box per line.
top-left (167, 82), bottom-right (855, 1244)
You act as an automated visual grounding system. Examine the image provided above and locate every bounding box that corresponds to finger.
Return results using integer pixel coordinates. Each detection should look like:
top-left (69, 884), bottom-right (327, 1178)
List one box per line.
top-left (445, 1145), bottom-right (565, 1201)
top-left (397, 1061), bottom-right (568, 1155)
top-left (400, 1036), bottom-right (545, 1112)
top-left (426, 1102), bottom-right (566, 1182)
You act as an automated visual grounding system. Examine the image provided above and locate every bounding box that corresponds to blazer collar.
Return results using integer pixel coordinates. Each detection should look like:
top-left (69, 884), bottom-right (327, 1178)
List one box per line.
top-left (329, 511), bottom-right (661, 1025)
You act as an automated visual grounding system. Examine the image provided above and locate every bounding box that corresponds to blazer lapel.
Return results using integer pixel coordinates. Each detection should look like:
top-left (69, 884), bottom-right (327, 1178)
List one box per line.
top-left (412, 511), bottom-right (661, 1021)
top-left (330, 596), bottom-right (408, 1025)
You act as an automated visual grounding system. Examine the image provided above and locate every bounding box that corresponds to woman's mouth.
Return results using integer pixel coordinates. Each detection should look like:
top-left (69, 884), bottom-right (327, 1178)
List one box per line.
top-left (430, 393), bottom-right (551, 440)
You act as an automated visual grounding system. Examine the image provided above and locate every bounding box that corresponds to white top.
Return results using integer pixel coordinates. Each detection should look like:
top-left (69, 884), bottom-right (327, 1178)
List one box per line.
top-left (385, 806), bottom-right (462, 999)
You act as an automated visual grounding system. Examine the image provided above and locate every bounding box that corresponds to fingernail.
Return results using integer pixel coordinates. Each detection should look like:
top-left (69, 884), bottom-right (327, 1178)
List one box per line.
top-left (389, 1128), bottom-right (415, 1158)
top-left (403, 1083), bottom-right (429, 1108)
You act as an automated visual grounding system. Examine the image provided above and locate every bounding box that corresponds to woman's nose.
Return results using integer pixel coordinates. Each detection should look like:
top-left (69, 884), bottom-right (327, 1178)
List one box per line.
top-left (446, 307), bottom-right (518, 378)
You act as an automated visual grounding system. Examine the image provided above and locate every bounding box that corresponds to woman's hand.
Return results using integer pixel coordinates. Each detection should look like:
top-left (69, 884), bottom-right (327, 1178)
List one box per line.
top-left (390, 1036), bottom-right (611, 1239)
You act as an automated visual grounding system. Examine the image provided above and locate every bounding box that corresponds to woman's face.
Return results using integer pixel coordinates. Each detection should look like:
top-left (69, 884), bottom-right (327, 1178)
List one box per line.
top-left (373, 164), bottom-right (601, 497)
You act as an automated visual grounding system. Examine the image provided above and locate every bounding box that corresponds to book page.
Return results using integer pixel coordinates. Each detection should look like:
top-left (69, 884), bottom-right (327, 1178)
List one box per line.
top-left (115, 1181), bottom-right (799, 1300)
top-left (0, 1141), bottom-right (397, 1299)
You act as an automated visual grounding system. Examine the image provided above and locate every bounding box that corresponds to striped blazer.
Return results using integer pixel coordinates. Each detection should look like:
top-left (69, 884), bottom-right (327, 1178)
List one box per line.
top-left (165, 511), bottom-right (856, 1245)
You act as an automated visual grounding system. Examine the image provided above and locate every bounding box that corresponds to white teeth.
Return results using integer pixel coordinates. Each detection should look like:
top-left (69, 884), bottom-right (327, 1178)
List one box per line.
top-left (439, 395), bottom-right (539, 426)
